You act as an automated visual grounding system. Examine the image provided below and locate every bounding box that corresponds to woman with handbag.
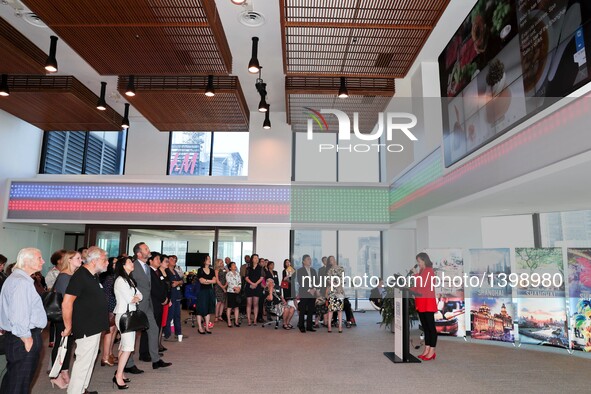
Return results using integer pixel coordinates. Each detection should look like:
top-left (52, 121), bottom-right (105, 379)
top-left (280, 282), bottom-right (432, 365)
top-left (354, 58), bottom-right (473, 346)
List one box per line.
top-left (225, 261), bottom-right (242, 327)
top-left (114, 256), bottom-right (143, 389)
top-left (49, 250), bottom-right (82, 389)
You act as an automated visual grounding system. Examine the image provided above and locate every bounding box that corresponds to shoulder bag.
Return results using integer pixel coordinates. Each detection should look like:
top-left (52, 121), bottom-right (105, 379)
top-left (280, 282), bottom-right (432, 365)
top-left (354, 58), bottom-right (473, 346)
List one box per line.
top-left (42, 290), bottom-right (63, 323)
top-left (119, 288), bottom-right (149, 333)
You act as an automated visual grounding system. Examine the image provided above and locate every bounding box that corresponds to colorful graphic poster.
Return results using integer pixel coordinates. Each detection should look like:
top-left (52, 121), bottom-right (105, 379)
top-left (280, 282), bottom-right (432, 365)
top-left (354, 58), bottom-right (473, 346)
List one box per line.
top-left (516, 248), bottom-right (568, 348)
top-left (567, 248), bottom-right (591, 351)
top-left (469, 249), bottom-right (515, 342)
top-left (425, 249), bottom-right (465, 337)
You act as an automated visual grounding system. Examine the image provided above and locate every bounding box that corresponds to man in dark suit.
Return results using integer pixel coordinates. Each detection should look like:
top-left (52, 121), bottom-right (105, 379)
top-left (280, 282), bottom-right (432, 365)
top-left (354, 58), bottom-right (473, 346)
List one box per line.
top-left (124, 243), bottom-right (171, 374)
top-left (296, 254), bottom-right (317, 333)
top-left (142, 252), bottom-right (168, 356)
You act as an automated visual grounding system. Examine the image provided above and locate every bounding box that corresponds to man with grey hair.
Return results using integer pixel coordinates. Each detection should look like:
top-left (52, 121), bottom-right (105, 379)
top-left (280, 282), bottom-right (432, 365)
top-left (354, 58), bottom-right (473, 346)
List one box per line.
top-left (0, 248), bottom-right (47, 394)
top-left (62, 246), bottom-right (109, 394)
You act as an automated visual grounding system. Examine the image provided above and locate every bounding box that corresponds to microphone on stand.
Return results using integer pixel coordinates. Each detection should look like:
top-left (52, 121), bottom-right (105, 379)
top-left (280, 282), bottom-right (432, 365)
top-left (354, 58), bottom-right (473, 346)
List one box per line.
top-left (409, 264), bottom-right (418, 274)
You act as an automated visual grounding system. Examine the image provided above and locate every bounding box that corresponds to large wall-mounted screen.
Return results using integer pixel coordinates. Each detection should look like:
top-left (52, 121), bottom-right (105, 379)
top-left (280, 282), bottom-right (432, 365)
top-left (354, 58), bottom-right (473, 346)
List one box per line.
top-left (439, 0), bottom-right (591, 167)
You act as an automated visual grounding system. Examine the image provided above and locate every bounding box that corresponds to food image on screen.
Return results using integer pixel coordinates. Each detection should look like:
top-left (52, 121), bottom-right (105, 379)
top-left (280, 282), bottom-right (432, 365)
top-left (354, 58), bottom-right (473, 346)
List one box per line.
top-left (520, 14), bottom-right (550, 94)
top-left (440, 0), bottom-right (591, 167)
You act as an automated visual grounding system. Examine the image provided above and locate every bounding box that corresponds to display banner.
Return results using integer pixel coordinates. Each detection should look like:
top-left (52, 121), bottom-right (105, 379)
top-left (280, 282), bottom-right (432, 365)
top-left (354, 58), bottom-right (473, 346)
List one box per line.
top-left (515, 248), bottom-right (568, 348)
top-left (425, 249), bottom-right (466, 337)
top-left (566, 248), bottom-right (591, 351)
top-left (468, 248), bottom-right (515, 342)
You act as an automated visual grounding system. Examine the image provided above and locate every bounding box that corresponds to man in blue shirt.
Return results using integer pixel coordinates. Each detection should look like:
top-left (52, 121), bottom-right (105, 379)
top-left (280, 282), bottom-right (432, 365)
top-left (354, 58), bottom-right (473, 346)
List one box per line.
top-left (0, 248), bottom-right (47, 394)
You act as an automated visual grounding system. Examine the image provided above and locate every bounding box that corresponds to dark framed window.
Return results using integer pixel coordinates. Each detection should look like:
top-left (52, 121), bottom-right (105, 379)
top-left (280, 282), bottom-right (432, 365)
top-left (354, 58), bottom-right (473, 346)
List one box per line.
top-left (39, 131), bottom-right (126, 175)
top-left (168, 131), bottom-right (249, 176)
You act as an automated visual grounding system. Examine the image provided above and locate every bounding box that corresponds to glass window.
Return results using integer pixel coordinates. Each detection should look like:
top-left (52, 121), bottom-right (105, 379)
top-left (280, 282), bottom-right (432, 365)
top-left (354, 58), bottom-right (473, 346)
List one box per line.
top-left (291, 230), bottom-right (382, 299)
top-left (216, 229), bottom-right (254, 267)
top-left (162, 240), bottom-right (189, 270)
top-left (292, 230), bottom-right (337, 271)
top-left (338, 231), bottom-right (381, 299)
top-left (40, 130), bottom-right (126, 175)
top-left (168, 131), bottom-right (248, 176)
top-left (540, 210), bottom-right (591, 247)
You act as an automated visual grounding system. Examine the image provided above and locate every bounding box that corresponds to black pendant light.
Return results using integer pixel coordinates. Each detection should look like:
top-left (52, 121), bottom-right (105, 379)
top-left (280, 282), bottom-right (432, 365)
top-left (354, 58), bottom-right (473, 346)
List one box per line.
top-left (121, 103), bottom-right (130, 129)
top-left (0, 74), bottom-right (9, 97)
top-left (45, 35), bottom-right (58, 73)
top-left (338, 77), bottom-right (348, 98)
top-left (205, 75), bottom-right (215, 97)
top-left (248, 37), bottom-right (260, 73)
top-left (258, 95), bottom-right (268, 112)
top-left (96, 82), bottom-right (107, 110)
top-left (263, 105), bottom-right (271, 129)
top-left (125, 75), bottom-right (136, 97)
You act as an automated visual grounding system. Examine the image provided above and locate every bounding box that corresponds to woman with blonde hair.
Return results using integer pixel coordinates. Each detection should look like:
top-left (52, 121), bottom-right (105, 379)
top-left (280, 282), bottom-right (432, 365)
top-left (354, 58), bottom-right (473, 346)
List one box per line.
top-left (49, 250), bottom-right (83, 389)
top-left (213, 258), bottom-right (227, 322)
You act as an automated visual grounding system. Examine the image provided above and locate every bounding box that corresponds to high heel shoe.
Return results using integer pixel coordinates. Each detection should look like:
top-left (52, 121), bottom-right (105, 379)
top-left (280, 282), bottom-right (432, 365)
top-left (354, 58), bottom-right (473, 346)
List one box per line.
top-left (423, 353), bottom-right (436, 361)
top-left (59, 370), bottom-right (70, 385)
top-left (112, 376), bottom-right (129, 390)
top-left (101, 358), bottom-right (114, 367)
top-left (198, 327), bottom-right (206, 335)
top-left (114, 372), bottom-right (130, 383)
top-left (50, 374), bottom-right (68, 389)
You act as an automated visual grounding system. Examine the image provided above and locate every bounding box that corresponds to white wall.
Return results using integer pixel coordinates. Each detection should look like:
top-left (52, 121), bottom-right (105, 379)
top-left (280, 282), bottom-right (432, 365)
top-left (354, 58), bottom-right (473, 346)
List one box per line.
top-left (0, 223), bottom-right (64, 274)
top-left (0, 109), bottom-right (43, 219)
top-left (410, 62), bottom-right (443, 162)
top-left (255, 226), bottom-right (290, 267)
top-left (294, 132), bottom-right (336, 182)
top-left (248, 111), bottom-right (292, 183)
top-left (123, 117), bottom-right (170, 176)
top-left (416, 216), bottom-right (483, 250)
top-left (481, 215), bottom-right (535, 248)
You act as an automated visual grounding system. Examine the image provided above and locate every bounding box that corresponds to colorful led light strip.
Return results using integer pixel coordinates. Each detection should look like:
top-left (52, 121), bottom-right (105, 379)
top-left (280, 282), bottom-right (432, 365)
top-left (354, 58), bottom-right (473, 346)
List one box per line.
top-left (291, 186), bottom-right (388, 223)
top-left (9, 183), bottom-right (290, 202)
top-left (8, 200), bottom-right (290, 215)
top-left (7, 182), bottom-right (390, 224)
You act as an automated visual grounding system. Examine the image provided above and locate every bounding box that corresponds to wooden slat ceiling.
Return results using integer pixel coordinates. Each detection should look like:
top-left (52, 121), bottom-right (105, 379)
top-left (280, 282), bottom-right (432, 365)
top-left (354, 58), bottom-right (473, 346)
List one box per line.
top-left (0, 76), bottom-right (124, 131)
top-left (281, 0), bottom-right (450, 78)
top-left (0, 17), bottom-right (48, 74)
top-left (117, 75), bottom-right (249, 131)
top-left (22, 0), bottom-right (232, 75)
top-left (286, 76), bottom-right (394, 133)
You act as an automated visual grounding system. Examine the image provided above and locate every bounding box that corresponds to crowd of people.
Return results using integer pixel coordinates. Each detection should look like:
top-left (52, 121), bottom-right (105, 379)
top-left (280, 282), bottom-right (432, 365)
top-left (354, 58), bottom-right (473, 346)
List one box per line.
top-left (0, 244), bottom-right (359, 393)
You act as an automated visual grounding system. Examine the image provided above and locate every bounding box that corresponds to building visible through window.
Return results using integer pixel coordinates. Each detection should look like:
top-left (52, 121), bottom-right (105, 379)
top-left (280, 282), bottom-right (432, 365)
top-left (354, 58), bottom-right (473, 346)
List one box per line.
top-left (169, 131), bottom-right (248, 176)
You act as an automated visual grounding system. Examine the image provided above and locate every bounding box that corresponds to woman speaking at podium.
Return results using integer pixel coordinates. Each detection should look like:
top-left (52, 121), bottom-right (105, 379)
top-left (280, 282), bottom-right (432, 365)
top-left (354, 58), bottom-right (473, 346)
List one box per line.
top-left (411, 252), bottom-right (437, 361)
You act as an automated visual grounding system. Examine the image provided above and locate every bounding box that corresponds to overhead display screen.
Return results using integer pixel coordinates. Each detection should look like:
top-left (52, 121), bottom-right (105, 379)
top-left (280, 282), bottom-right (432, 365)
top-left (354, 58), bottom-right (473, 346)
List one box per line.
top-left (439, 0), bottom-right (591, 167)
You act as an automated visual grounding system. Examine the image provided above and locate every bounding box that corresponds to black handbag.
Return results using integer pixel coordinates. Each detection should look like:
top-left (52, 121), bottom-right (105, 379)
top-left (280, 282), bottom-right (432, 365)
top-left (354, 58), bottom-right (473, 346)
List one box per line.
top-left (42, 290), bottom-right (63, 322)
top-left (119, 306), bottom-right (149, 333)
top-left (119, 288), bottom-right (149, 333)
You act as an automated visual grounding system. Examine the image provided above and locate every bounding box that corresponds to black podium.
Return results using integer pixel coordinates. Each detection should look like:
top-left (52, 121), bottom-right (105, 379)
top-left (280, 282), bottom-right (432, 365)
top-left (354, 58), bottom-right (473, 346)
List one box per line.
top-left (384, 287), bottom-right (421, 364)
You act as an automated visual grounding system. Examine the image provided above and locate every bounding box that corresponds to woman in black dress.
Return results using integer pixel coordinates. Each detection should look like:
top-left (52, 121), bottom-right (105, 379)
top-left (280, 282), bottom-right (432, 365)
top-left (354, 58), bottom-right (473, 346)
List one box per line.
top-left (245, 253), bottom-right (263, 326)
top-left (196, 256), bottom-right (217, 334)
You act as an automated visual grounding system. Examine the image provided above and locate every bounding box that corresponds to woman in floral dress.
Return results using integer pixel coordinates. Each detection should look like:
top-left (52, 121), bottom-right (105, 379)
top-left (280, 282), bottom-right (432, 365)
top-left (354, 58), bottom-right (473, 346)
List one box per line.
top-left (325, 255), bottom-right (345, 333)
